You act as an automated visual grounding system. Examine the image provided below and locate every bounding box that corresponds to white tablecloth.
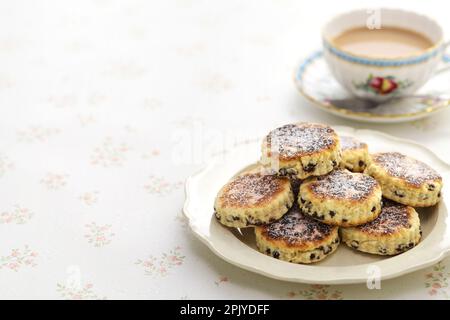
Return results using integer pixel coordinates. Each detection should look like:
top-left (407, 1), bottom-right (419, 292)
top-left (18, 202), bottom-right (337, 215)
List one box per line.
top-left (1, 0), bottom-right (449, 299)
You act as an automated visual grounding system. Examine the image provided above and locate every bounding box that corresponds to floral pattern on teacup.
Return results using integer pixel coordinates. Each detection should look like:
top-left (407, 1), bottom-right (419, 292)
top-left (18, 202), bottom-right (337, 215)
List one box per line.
top-left (354, 75), bottom-right (413, 95)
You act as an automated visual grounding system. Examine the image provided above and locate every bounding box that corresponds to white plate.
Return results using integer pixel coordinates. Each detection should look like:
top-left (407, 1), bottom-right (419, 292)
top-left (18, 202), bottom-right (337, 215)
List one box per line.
top-left (183, 127), bottom-right (450, 284)
top-left (293, 51), bottom-right (450, 123)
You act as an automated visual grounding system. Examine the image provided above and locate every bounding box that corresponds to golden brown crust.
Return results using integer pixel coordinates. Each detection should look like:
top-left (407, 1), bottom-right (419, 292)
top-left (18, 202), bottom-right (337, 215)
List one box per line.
top-left (216, 173), bottom-right (289, 208)
top-left (369, 152), bottom-right (441, 188)
top-left (339, 136), bottom-right (369, 173)
top-left (255, 205), bottom-right (338, 251)
top-left (214, 173), bottom-right (294, 228)
top-left (302, 169), bottom-right (380, 203)
top-left (357, 200), bottom-right (415, 236)
top-left (340, 200), bottom-right (421, 255)
top-left (298, 169), bottom-right (382, 226)
top-left (260, 123), bottom-right (341, 179)
top-left (365, 152), bottom-right (443, 207)
top-left (262, 123), bottom-right (340, 161)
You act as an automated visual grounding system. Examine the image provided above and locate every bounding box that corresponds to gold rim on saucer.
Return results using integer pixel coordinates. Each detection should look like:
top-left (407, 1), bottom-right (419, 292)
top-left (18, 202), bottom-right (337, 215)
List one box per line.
top-left (293, 51), bottom-right (450, 122)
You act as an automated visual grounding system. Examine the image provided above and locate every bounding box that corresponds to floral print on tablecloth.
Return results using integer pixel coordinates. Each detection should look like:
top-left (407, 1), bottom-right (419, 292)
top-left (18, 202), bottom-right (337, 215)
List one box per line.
top-left (41, 173), bottom-right (69, 190)
top-left (90, 138), bottom-right (130, 167)
top-left (141, 149), bottom-right (160, 160)
top-left (175, 211), bottom-right (188, 229)
top-left (79, 191), bottom-right (99, 206)
top-left (17, 126), bottom-right (61, 143)
top-left (0, 246), bottom-right (38, 271)
top-left (0, 206), bottom-right (33, 224)
top-left (425, 262), bottom-right (450, 299)
top-left (57, 282), bottom-right (106, 300)
top-left (0, 154), bottom-right (14, 177)
top-left (84, 223), bottom-right (115, 247)
top-left (135, 246), bottom-right (185, 277)
top-left (214, 276), bottom-right (229, 286)
top-left (288, 285), bottom-right (343, 300)
top-left (144, 175), bottom-right (183, 196)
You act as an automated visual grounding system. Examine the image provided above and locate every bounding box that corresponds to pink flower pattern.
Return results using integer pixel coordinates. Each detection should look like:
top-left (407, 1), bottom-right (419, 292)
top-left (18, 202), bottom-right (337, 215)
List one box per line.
top-left (288, 285), bottom-right (343, 300)
top-left (135, 246), bottom-right (185, 277)
top-left (56, 282), bottom-right (106, 300)
top-left (41, 173), bottom-right (68, 190)
top-left (175, 212), bottom-right (188, 229)
top-left (214, 276), bottom-right (229, 286)
top-left (0, 206), bottom-right (33, 224)
top-left (79, 191), bottom-right (99, 206)
top-left (84, 222), bottom-right (114, 247)
top-left (425, 262), bottom-right (450, 298)
top-left (17, 126), bottom-right (61, 143)
top-left (90, 137), bottom-right (130, 167)
top-left (0, 154), bottom-right (14, 177)
top-left (144, 175), bottom-right (183, 196)
top-left (141, 149), bottom-right (160, 160)
top-left (77, 114), bottom-right (96, 127)
top-left (0, 246), bottom-right (38, 271)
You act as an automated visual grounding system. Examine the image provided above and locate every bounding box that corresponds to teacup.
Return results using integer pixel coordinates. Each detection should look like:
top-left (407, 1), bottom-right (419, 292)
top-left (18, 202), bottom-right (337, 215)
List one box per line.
top-left (322, 8), bottom-right (449, 101)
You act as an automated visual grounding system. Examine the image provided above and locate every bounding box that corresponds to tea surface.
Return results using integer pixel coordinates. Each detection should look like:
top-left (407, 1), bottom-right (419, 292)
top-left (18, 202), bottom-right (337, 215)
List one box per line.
top-left (333, 26), bottom-right (433, 58)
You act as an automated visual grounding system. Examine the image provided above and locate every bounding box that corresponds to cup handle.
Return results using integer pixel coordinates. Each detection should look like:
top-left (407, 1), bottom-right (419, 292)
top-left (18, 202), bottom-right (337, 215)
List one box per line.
top-left (435, 40), bottom-right (450, 75)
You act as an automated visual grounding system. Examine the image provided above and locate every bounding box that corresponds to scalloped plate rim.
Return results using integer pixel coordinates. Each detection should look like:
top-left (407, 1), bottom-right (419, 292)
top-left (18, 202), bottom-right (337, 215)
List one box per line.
top-left (183, 126), bottom-right (450, 284)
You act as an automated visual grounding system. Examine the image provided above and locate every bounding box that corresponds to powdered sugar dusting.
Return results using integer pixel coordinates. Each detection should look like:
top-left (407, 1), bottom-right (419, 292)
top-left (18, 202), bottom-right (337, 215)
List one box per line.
top-left (358, 200), bottom-right (411, 234)
top-left (263, 205), bottom-right (334, 244)
top-left (265, 123), bottom-right (337, 160)
top-left (308, 169), bottom-right (378, 200)
top-left (372, 152), bottom-right (441, 186)
top-left (219, 173), bottom-right (288, 207)
top-left (340, 136), bottom-right (367, 151)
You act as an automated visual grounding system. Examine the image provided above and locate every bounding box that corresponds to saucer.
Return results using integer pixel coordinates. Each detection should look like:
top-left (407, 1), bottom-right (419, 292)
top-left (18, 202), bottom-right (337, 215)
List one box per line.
top-left (294, 51), bottom-right (450, 123)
